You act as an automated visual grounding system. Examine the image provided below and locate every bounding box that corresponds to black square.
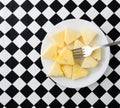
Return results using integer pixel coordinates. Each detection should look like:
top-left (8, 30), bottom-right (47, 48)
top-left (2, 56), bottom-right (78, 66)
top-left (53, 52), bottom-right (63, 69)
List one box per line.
top-left (78, 87), bottom-right (91, 98)
top-left (35, 85), bottom-right (48, 97)
top-left (6, 99), bottom-right (18, 108)
top-left (93, 1), bottom-right (106, 12)
top-left (35, 14), bottom-right (48, 26)
top-left (79, 0), bottom-right (91, 12)
top-left (6, 0), bottom-right (19, 12)
top-left (6, 14), bottom-right (19, 26)
top-left (20, 42), bottom-right (33, 55)
top-left (6, 28), bottom-right (19, 41)
top-left (0, 31), bottom-right (4, 38)
top-left (21, 14), bottom-right (33, 26)
top-left (6, 42), bottom-right (19, 55)
top-left (6, 71), bottom-right (19, 83)
top-left (108, 28), bottom-right (119, 41)
top-left (81, 14), bottom-right (91, 21)
top-left (21, 99), bottom-right (33, 108)
top-left (108, 1), bottom-right (120, 12)
top-left (0, 16), bottom-right (4, 24)
top-left (108, 86), bottom-right (120, 98)
top-left (0, 88), bottom-right (4, 95)
top-left (64, 14), bottom-right (75, 20)
top-left (0, 103), bottom-right (3, 108)
top-left (93, 86), bottom-right (106, 98)
top-left (50, 99), bottom-right (62, 108)
top-left (108, 71), bottom-right (119, 83)
top-left (35, 58), bottom-right (43, 69)
top-left (0, 74), bottom-right (4, 81)
top-left (110, 45), bottom-right (120, 55)
top-left (108, 14), bottom-right (120, 26)
top-left (0, 45), bottom-right (4, 53)
top-left (64, 88), bottom-right (77, 97)
top-left (0, 2), bottom-right (4, 10)
top-left (6, 57), bottom-right (18, 69)
top-left (93, 100), bottom-right (106, 108)
top-left (21, 0), bottom-right (33, 12)
top-left (93, 14), bottom-right (106, 26)
top-left (35, 28), bottom-right (46, 41)
top-left (21, 57), bottom-right (33, 69)
top-left (36, 0), bottom-right (48, 12)
top-left (50, 14), bottom-right (62, 25)
top-left (50, 0), bottom-right (62, 12)
top-left (35, 71), bottom-right (47, 83)
top-left (6, 85), bottom-right (19, 97)
top-left (21, 28), bottom-right (33, 41)
top-left (64, 99), bottom-right (76, 108)
top-left (0, 60), bottom-right (4, 67)
top-left (65, 0), bottom-right (77, 12)
top-left (21, 85), bottom-right (33, 97)
top-left (35, 99), bottom-right (47, 108)
top-left (21, 71), bottom-right (33, 83)
top-left (108, 100), bottom-right (120, 108)
top-left (97, 75), bottom-right (106, 84)
top-left (35, 42), bottom-right (42, 54)
top-left (109, 57), bottom-right (119, 69)
top-left (49, 85), bottom-right (62, 97)
top-left (78, 100), bottom-right (91, 108)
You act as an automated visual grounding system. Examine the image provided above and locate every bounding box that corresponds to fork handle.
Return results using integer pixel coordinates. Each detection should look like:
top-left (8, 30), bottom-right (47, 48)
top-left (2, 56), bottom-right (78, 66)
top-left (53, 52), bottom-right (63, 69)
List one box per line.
top-left (94, 40), bottom-right (120, 50)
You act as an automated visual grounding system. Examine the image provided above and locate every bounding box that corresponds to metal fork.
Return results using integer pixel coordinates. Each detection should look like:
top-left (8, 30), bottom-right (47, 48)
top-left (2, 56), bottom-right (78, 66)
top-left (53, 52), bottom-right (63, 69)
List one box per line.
top-left (72, 40), bottom-right (120, 58)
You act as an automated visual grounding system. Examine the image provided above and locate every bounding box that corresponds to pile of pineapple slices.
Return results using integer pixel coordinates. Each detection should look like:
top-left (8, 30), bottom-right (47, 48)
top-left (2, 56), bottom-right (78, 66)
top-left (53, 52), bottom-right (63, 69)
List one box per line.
top-left (42, 28), bottom-right (101, 80)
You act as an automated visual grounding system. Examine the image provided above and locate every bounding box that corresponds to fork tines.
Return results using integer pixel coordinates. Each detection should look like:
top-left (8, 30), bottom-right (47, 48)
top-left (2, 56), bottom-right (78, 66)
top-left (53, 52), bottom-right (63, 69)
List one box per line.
top-left (72, 48), bottom-right (85, 58)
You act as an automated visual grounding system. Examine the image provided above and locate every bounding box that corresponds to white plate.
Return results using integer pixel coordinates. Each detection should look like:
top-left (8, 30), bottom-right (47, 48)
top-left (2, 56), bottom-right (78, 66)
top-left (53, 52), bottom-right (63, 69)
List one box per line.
top-left (41, 19), bottom-right (110, 88)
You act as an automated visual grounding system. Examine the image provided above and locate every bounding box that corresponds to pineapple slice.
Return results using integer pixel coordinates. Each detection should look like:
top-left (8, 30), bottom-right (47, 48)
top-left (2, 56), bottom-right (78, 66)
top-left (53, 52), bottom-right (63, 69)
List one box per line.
top-left (91, 49), bottom-right (101, 61)
top-left (81, 56), bottom-right (98, 68)
top-left (48, 62), bottom-right (64, 77)
top-left (74, 40), bottom-right (84, 49)
top-left (57, 47), bottom-right (74, 65)
top-left (72, 64), bottom-right (88, 79)
top-left (65, 28), bottom-right (80, 45)
top-left (51, 30), bottom-right (65, 48)
top-left (80, 29), bottom-right (97, 45)
top-left (42, 45), bottom-right (58, 60)
top-left (62, 65), bottom-right (72, 78)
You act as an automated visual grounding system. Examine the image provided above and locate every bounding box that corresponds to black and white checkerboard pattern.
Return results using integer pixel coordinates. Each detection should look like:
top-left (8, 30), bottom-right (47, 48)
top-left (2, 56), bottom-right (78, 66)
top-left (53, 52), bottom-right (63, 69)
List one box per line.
top-left (0, 0), bottom-right (120, 107)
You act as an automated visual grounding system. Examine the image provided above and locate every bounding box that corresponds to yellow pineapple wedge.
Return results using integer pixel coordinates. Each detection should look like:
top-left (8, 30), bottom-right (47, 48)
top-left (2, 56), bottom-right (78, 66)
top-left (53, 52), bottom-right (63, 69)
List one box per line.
top-left (74, 40), bottom-right (84, 49)
top-left (42, 45), bottom-right (58, 60)
top-left (91, 49), bottom-right (101, 61)
top-left (62, 65), bottom-right (72, 78)
top-left (57, 47), bottom-right (74, 65)
top-left (72, 64), bottom-right (88, 79)
top-left (51, 30), bottom-right (65, 48)
top-left (48, 62), bottom-right (64, 77)
top-left (80, 29), bottom-right (97, 45)
top-left (65, 28), bottom-right (80, 45)
top-left (81, 56), bottom-right (98, 68)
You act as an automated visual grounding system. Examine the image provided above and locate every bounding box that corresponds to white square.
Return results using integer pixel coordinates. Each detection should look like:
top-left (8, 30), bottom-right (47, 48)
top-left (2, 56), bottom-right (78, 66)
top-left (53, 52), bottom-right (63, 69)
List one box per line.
top-left (86, 0), bottom-right (98, 5)
top-left (28, 7), bottom-right (40, 19)
top-left (0, 36), bottom-right (11, 48)
top-left (13, 36), bottom-right (26, 48)
top-left (0, 78), bottom-right (11, 91)
top-left (57, 7), bottom-right (69, 19)
top-left (28, 92), bottom-right (40, 105)
top-left (86, 92), bottom-right (98, 105)
top-left (86, 7), bottom-right (99, 20)
top-left (89, 82), bottom-right (99, 91)
top-left (101, 7), bottom-right (113, 19)
top-left (13, 7), bottom-right (26, 19)
top-left (13, 92), bottom-right (26, 104)
top-left (13, 64), bottom-right (26, 76)
top-left (71, 92), bottom-right (84, 105)
top-left (102, 0), bottom-right (113, 5)
top-left (0, 50), bottom-right (11, 62)
top-left (0, 0), bottom-right (11, 5)
top-left (13, 78), bottom-right (26, 90)
top-left (115, 79), bottom-right (120, 90)
top-left (115, 51), bottom-right (120, 61)
top-left (115, 65), bottom-right (120, 76)
top-left (100, 21), bottom-right (113, 34)
top-left (44, 0), bottom-right (56, 5)
top-left (104, 66), bottom-right (113, 77)
top-left (28, 78), bottom-right (40, 90)
top-left (0, 7), bottom-right (12, 19)
top-left (100, 92), bottom-right (113, 105)
top-left (115, 93), bottom-right (120, 104)
top-left (72, 0), bottom-right (84, 5)
top-left (28, 21), bottom-right (40, 34)
top-left (28, 35), bottom-right (40, 48)
top-left (42, 92), bottom-right (55, 105)
top-left (115, 22), bottom-right (120, 32)
top-left (14, 21), bottom-right (26, 34)
top-left (100, 78), bottom-right (113, 91)
top-left (115, 8), bottom-right (120, 18)
top-left (28, 64), bottom-right (40, 76)
top-left (0, 64), bottom-right (11, 77)
top-left (27, 50), bottom-right (40, 62)
top-left (43, 7), bottom-right (55, 19)
top-left (13, 49), bottom-right (26, 62)
top-left (0, 92), bottom-right (11, 105)
top-left (29, 0), bottom-right (40, 5)
top-left (58, 0), bottom-right (69, 5)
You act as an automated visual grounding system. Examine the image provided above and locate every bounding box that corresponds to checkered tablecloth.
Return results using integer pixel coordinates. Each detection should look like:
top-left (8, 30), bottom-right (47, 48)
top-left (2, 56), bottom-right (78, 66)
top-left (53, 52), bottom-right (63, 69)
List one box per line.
top-left (0, 0), bottom-right (120, 108)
